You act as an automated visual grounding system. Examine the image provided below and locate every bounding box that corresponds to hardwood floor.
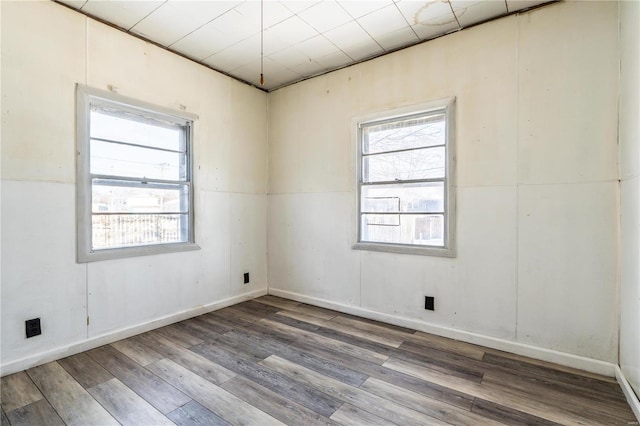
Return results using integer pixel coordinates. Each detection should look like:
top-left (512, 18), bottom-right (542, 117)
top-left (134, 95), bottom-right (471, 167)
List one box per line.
top-left (1, 296), bottom-right (636, 425)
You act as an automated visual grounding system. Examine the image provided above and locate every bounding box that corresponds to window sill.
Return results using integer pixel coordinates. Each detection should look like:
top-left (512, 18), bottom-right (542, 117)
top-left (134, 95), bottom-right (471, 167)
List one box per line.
top-left (352, 242), bottom-right (456, 258)
top-left (77, 242), bottom-right (201, 263)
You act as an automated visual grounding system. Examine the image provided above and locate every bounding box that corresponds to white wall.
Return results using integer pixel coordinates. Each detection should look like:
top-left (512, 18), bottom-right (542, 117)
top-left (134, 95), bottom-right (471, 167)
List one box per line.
top-left (619, 0), bottom-right (640, 398)
top-left (268, 1), bottom-right (620, 364)
top-left (1, 1), bottom-right (268, 373)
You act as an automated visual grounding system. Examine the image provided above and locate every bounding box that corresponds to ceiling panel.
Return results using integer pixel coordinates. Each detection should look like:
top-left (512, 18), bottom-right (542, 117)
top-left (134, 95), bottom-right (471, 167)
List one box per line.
top-left (396, 0), bottom-right (453, 26)
top-left (412, 12), bottom-right (460, 41)
top-left (357, 4), bottom-right (410, 38)
top-left (56, 0), bottom-right (557, 91)
top-left (451, 0), bottom-right (508, 27)
top-left (375, 26), bottom-right (419, 51)
top-left (130, 1), bottom-right (240, 47)
top-left (339, 0), bottom-right (392, 19)
top-left (80, 0), bottom-right (164, 30)
top-left (299, 1), bottom-right (354, 32)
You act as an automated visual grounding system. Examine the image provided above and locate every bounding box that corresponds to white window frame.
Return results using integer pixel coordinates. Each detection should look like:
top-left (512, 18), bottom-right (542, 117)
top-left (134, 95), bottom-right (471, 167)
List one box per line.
top-left (76, 84), bottom-right (200, 262)
top-left (352, 98), bottom-right (456, 257)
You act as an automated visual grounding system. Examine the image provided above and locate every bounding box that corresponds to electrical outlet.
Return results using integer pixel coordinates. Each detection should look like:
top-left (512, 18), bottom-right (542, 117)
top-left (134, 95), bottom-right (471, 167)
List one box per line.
top-left (25, 318), bottom-right (41, 338)
top-left (243, 272), bottom-right (250, 284)
top-left (424, 296), bottom-right (435, 311)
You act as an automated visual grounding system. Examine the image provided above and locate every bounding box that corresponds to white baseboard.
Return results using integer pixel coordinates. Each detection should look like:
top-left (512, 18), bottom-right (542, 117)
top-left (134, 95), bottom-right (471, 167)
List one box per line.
top-left (0, 288), bottom-right (267, 377)
top-left (268, 288), bottom-right (617, 377)
top-left (616, 366), bottom-right (640, 423)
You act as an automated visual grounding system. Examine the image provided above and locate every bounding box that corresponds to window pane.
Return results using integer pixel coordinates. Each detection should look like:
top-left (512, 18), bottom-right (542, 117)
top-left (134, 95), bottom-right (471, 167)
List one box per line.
top-left (90, 140), bottom-right (186, 181)
top-left (90, 110), bottom-right (185, 151)
top-left (92, 214), bottom-right (188, 250)
top-left (92, 180), bottom-right (189, 214)
top-left (361, 182), bottom-right (444, 213)
top-left (363, 114), bottom-right (444, 154)
top-left (361, 214), bottom-right (444, 247)
top-left (363, 146), bottom-right (445, 183)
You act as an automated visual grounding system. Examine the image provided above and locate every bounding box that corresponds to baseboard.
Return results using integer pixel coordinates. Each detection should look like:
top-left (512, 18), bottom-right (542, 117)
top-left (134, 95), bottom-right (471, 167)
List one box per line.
top-left (0, 288), bottom-right (267, 377)
top-left (616, 366), bottom-right (640, 422)
top-left (268, 288), bottom-right (617, 377)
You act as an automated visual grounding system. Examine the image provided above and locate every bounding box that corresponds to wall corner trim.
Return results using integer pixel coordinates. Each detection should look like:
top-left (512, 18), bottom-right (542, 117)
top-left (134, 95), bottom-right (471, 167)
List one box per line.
top-left (0, 288), bottom-right (267, 377)
top-left (268, 288), bottom-right (618, 377)
top-left (616, 365), bottom-right (640, 422)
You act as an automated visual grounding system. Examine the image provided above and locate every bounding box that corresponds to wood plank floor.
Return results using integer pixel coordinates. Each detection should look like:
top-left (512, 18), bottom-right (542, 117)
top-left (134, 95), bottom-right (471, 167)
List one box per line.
top-left (1, 296), bottom-right (636, 426)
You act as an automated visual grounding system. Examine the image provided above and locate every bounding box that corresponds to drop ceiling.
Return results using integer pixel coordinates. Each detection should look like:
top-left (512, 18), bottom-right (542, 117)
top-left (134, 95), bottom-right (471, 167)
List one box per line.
top-left (56, 0), bottom-right (555, 91)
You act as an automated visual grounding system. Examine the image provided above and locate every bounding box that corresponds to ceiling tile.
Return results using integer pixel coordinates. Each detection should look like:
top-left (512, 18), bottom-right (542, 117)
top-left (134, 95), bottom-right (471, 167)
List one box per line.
top-left (451, 0), bottom-right (508, 27)
top-left (169, 11), bottom-right (247, 60)
top-left (131, 1), bottom-right (240, 47)
top-left (357, 4), bottom-right (409, 38)
top-left (412, 12), bottom-right (460, 40)
top-left (338, 0), bottom-right (392, 19)
top-left (375, 26), bottom-right (419, 51)
top-left (507, 0), bottom-right (552, 13)
top-left (57, 0), bottom-right (87, 10)
top-left (234, 0), bottom-right (295, 30)
top-left (294, 35), bottom-right (341, 60)
top-left (314, 50), bottom-right (353, 70)
top-left (264, 15), bottom-right (319, 55)
top-left (298, 1), bottom-right (353, 33)
top-left (231, 58), bottom-right (300, 89)
top-left (203, 34), bottom-right (261, 73)
top-left (343, 38), bottom-right (384, 61)
top-left (324, 21), bottom-right (373, 51)
top-left (280, 0), bottom-right (321, 14)
top-left (396, 0), bottom-right (452, 26)
top-left (81, 0), bottom-right (164, 30)
top-left (268, 46), bottom-right (325, 77)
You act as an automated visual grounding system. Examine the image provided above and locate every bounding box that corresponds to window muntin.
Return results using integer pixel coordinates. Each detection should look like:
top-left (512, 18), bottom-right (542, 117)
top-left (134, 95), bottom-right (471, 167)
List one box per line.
top-left (77, 85), bottom-right (198, 262)
top-left (356, 100), bottom-right (455, 256)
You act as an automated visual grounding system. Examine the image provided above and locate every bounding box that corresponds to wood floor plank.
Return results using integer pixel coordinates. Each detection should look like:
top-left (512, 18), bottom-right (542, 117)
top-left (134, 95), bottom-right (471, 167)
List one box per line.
top-left (155, 323), bottom-right (204, 347)
top-left (406, 331), bottom-right (486, 361)
top-left (481, 371), bottom-right (638, 423)
top-left (88, 378), bottom-right (174, 425)
top-left (319, 317), bottom-right (406, 347)
top-left (147, 358), bottom-right (284, 426)
top-left (253, 295), bottom-right (302, 311)
top-left (286, 304), bottom-right (339, 321)
top-left (87, 345), bottom-right (191, 414)
top-left (1, 371), bottom-right (43, 413)
top-left (383, 357), bottom-right (612, 426)
top-left (330, 315), bottom-right (414, 343)
top-left (5, 398), bottom-right (65, 426)
top-left (132, 331), bottom-right (236, 385)
top-left (190, 342), bottom-right (343, 418)
top-left (261, 355), bottom-right (451, 426)
top-left (329, 403), bottom-right (398, 426)
top-left (58, 353), bottom-right (114, 389)
top-left (111, 337), bottom-right (164, 366)
top-left (290, 339), bottom-right (475, 410)
top-left (166, 400), bottom-right (231, 426)
top-left (482, 347), bottom-right (619, 384)
top-left (482, 352), bottom-right (624, 398)
top-left (190, 315), bottom-right (234, 335)
top-left (220, 329), bottom-right (369, 387)
top-left (360, 377), bottom-right (503, 426)
top-left (26, 362), bottom-right (118, 425)
top-left (470, 398), bottom-right (562, 426)
top-left (260, 317), bottom-right (389, 364)
top-left (221, 375), bottom-right (337, 426)
top-left (176, 318), bottom-right (227, 341)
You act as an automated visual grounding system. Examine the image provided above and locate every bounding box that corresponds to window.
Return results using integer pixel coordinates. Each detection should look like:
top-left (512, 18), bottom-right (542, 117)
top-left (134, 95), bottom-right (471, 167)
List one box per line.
top-left (354, 98), bottom-right (456, 257)
top-left (76, 85), bottom-right (199, 262)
